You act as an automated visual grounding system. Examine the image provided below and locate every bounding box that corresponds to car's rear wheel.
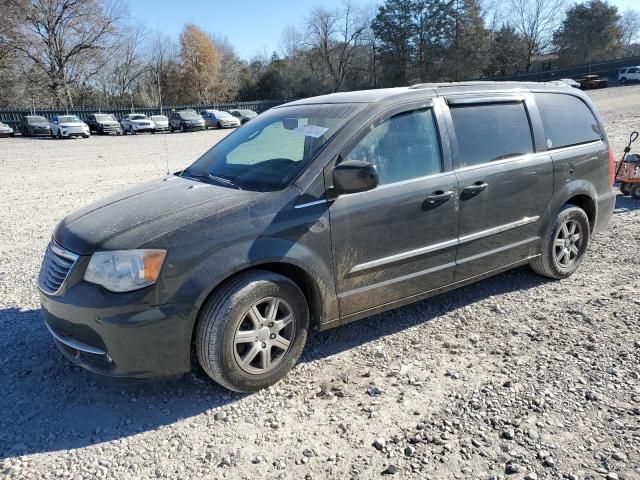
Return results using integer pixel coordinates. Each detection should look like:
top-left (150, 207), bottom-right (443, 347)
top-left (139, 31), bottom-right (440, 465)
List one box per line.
top-left (630, 183), bottom-right (640, 200)
top-left (196, 271), bottom-right (309, 393)
top-left (531, 205), bottom-right (590, 279)
top-left (620, 182), bottom-right (632, 196)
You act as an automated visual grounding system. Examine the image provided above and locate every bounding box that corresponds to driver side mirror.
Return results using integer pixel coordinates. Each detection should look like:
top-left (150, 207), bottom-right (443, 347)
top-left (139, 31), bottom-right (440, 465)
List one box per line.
top-left (332, 160), bottom-right (379, 195)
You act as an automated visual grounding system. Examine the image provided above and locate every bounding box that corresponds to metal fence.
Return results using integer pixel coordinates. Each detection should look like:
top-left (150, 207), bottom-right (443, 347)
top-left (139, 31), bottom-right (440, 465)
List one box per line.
top-left (0, 99), bottom-right (287, 129)
top-left (485, 55), bottom-right (640, 82)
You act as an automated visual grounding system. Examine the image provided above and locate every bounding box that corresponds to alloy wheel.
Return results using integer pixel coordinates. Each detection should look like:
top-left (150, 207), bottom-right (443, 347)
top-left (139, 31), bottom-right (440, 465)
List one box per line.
top-left (233, 296), bottom-right (295, 375)
top-left (553, 218), bottom-right (583, 268)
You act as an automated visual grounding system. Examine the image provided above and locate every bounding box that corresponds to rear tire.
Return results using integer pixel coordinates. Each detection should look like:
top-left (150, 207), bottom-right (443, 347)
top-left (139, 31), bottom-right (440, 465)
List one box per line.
top-left (531, 205), bottom-right (590, 280)
top-left (630, 183), bottom-right (640, 200)
top-left (620, 182), bottom-right (632, 196)
top-left (196, 271), bottom-right (309, 393)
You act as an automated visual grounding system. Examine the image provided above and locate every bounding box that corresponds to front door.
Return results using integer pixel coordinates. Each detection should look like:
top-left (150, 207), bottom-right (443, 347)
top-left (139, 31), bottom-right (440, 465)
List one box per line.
top-left (328, 101), bottom-right (459, 317)
top-left (445, 96), bottom-right (553, 281)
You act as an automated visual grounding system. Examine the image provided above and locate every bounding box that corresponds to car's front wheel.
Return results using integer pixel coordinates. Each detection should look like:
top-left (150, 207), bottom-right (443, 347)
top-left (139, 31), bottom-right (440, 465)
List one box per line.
top-left (630, 183), bottom-right (640, 200)
top-left (531, 205), bottom-right (590, 279)
top-left (196, 271), bottom-right (309, 393)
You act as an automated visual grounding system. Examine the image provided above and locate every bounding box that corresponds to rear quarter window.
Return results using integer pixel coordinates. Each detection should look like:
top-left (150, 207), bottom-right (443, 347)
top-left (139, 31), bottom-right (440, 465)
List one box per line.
top-left (534, 93), bottom-right (602, 150)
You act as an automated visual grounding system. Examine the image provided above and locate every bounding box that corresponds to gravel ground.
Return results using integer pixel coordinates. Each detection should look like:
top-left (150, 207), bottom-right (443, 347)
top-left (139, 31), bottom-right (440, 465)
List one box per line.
top-left (0, 87), bottom-right (639, 480)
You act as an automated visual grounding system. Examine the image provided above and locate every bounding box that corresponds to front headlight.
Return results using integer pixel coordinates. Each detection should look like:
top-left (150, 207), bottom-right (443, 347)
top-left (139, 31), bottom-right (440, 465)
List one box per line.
top-left (84, 249), bottom-right (166, 292)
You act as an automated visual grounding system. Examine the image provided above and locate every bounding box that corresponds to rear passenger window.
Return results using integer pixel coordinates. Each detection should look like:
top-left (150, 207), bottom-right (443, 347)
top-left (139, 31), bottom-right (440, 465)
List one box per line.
top-left (534, 93), bottom-right (602, 150)
top-left (344, 109), bottom-right (442, 185)
top-left (449, 102), bottom-right (533, 168)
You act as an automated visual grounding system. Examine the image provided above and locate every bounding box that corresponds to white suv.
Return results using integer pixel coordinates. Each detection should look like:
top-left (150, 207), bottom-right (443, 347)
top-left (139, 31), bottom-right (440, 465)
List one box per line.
top-left (618, 66), bottom-right (640, 84)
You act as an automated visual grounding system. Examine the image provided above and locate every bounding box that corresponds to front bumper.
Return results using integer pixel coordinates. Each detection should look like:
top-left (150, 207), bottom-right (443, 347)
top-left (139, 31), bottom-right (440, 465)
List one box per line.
top-left (39, 285), bottom-right (194, 379)
top-left (30, 128), bottom-right (51, 136)
top-left (182, 124), bottom-right (205, 131)
top-left (98, 125), bottom-right (122, 134)
top-left (61, 128), bottom-right (89, 137)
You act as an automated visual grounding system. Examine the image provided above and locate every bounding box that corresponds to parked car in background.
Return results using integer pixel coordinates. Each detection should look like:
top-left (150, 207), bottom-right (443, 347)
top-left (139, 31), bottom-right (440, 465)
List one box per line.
top-left (151, 115), bottom-right (170, 132)
top-left (50, 115), bottom-right (90, 139)
top-left (0, 121), bottom-right (14, 137)
top-left (87, 113), bottom-right (122, 135)
top-left (578, 75), bottom-right (608, 89)
top-left (20, 115), bottom-right (51, 137)
top-left (38, 82), bottom-right (615, 393)
top-left (559, 78), bottom-right (581, 89)
top-left (618, 66), bottom-right (640, 84)
top-left (169, 110), bottom-right (205, 132)
top-left (202, 110), bottom-right (240, 129)
top-left (229, 109), bottom-right (257, 124)
top-left (121, 114), bottom-right (156, 135)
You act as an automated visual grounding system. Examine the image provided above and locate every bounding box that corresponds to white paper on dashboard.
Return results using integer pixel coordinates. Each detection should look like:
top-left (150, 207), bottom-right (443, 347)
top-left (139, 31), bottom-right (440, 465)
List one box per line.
top-left (292, 124), bottom-right (329, 138)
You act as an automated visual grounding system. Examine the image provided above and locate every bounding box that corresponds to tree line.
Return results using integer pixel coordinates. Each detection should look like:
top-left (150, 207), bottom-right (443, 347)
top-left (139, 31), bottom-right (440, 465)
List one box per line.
top-left (0, 0), bottom-right (639, 109)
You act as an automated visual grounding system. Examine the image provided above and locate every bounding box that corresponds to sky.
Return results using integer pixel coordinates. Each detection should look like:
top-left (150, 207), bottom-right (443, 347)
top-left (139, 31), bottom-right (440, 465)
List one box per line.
top-left (126, 0), bottom-right (640, 61)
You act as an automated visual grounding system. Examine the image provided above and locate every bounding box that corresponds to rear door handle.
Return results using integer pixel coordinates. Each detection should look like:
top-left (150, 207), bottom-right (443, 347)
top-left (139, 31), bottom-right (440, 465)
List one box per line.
top-left (462, 182), bottom-right (488, 194)
top-left (422, 190), bottom-right (454, 210)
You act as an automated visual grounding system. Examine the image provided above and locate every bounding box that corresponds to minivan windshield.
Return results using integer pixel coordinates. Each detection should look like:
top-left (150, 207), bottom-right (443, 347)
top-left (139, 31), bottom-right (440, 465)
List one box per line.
top-left (184, 103), bottom-right (363, 192)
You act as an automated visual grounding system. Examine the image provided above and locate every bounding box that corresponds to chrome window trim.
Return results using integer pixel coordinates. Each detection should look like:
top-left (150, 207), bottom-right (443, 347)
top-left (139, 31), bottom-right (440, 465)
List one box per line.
top-left (452, 140), bottom-right (603, 173)
top-left (294, 199), bottom-right (328, 209)
top-left (348, 216), bottom-right (539, 274)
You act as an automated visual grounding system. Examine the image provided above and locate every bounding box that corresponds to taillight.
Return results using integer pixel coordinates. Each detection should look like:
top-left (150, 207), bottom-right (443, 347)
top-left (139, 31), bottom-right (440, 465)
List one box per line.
top-left (608, 146), bottom-right (615, 185)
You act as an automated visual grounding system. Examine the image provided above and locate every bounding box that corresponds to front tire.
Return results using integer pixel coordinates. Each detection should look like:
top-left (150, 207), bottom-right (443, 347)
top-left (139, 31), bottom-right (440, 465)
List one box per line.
top-left (630, 183), bottom-right (640, 200)
top-left (621, 77), bottom-right (627, 84)
top-left (180, 124), bottom-right (185, 133)
top-left (531, 205), bottom-right (590, 279)
top-left (196, 271), bottom-right (309, 393)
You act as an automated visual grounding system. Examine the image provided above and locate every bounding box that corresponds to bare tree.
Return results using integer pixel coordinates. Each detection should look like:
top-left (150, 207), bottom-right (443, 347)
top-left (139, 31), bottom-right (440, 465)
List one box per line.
top-left (620, 8), bottom-right (640, 53)
top-left (111, 23), bottom-right (148, 100)
top-left (508, 0), bottom-right (565, 71)
top-left (1, 0), bottom-right (124, 107)
top-left (305, 1), bottom-right (370, 92)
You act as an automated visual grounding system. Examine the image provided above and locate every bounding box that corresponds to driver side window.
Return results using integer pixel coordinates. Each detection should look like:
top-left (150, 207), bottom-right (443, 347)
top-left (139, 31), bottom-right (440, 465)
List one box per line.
top-left (344, 109), bottom-right (442, 186)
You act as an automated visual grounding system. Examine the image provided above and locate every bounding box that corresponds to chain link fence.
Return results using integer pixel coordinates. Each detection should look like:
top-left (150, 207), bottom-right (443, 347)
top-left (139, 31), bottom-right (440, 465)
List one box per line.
top-left (0, 99), bottom-right (288, 129)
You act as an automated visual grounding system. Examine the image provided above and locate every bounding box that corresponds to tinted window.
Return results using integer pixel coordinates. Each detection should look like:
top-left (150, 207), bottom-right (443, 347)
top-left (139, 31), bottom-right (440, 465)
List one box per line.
top-left (450, 102), bottom-right (533, 168)
top-left (534, 93), bottom-right (602, 150)
top-left (344, 109), bottom-right (442, 185)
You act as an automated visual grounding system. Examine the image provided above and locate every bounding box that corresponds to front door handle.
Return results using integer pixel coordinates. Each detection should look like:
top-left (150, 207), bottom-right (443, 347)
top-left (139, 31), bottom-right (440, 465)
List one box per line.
top-left (422, 190), bottom-right (454, 210)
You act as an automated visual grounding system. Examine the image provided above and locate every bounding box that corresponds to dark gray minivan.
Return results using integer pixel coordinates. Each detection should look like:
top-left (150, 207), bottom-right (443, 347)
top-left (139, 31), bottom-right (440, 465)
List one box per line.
top-left (39, 82), bottom-right (616, 392)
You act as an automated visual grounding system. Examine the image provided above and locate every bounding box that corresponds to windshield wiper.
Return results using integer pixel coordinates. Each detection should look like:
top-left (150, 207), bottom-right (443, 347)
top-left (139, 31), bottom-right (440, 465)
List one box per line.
top-left (184, 171), bottom-right (242, 190)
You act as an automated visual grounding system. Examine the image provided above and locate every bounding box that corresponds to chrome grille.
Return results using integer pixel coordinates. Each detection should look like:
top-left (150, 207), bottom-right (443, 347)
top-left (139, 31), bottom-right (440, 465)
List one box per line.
top-left (38, 242), bottom-right (79, 295)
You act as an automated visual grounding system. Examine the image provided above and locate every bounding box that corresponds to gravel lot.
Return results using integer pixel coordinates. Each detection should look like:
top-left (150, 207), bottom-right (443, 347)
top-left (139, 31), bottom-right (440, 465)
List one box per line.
top-left (1, 87), bottom-right (639, 480)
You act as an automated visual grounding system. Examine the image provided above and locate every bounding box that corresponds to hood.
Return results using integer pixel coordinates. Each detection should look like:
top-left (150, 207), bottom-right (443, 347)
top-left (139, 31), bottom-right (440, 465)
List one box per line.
top-left (99, 121), bottom-right (119, 126)
top-left (54, 175), bottom-right (262, 255)
top-left (59, 122), bottom-right (86, 128)
top-left (131, 119), bottom-right (152, 124)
